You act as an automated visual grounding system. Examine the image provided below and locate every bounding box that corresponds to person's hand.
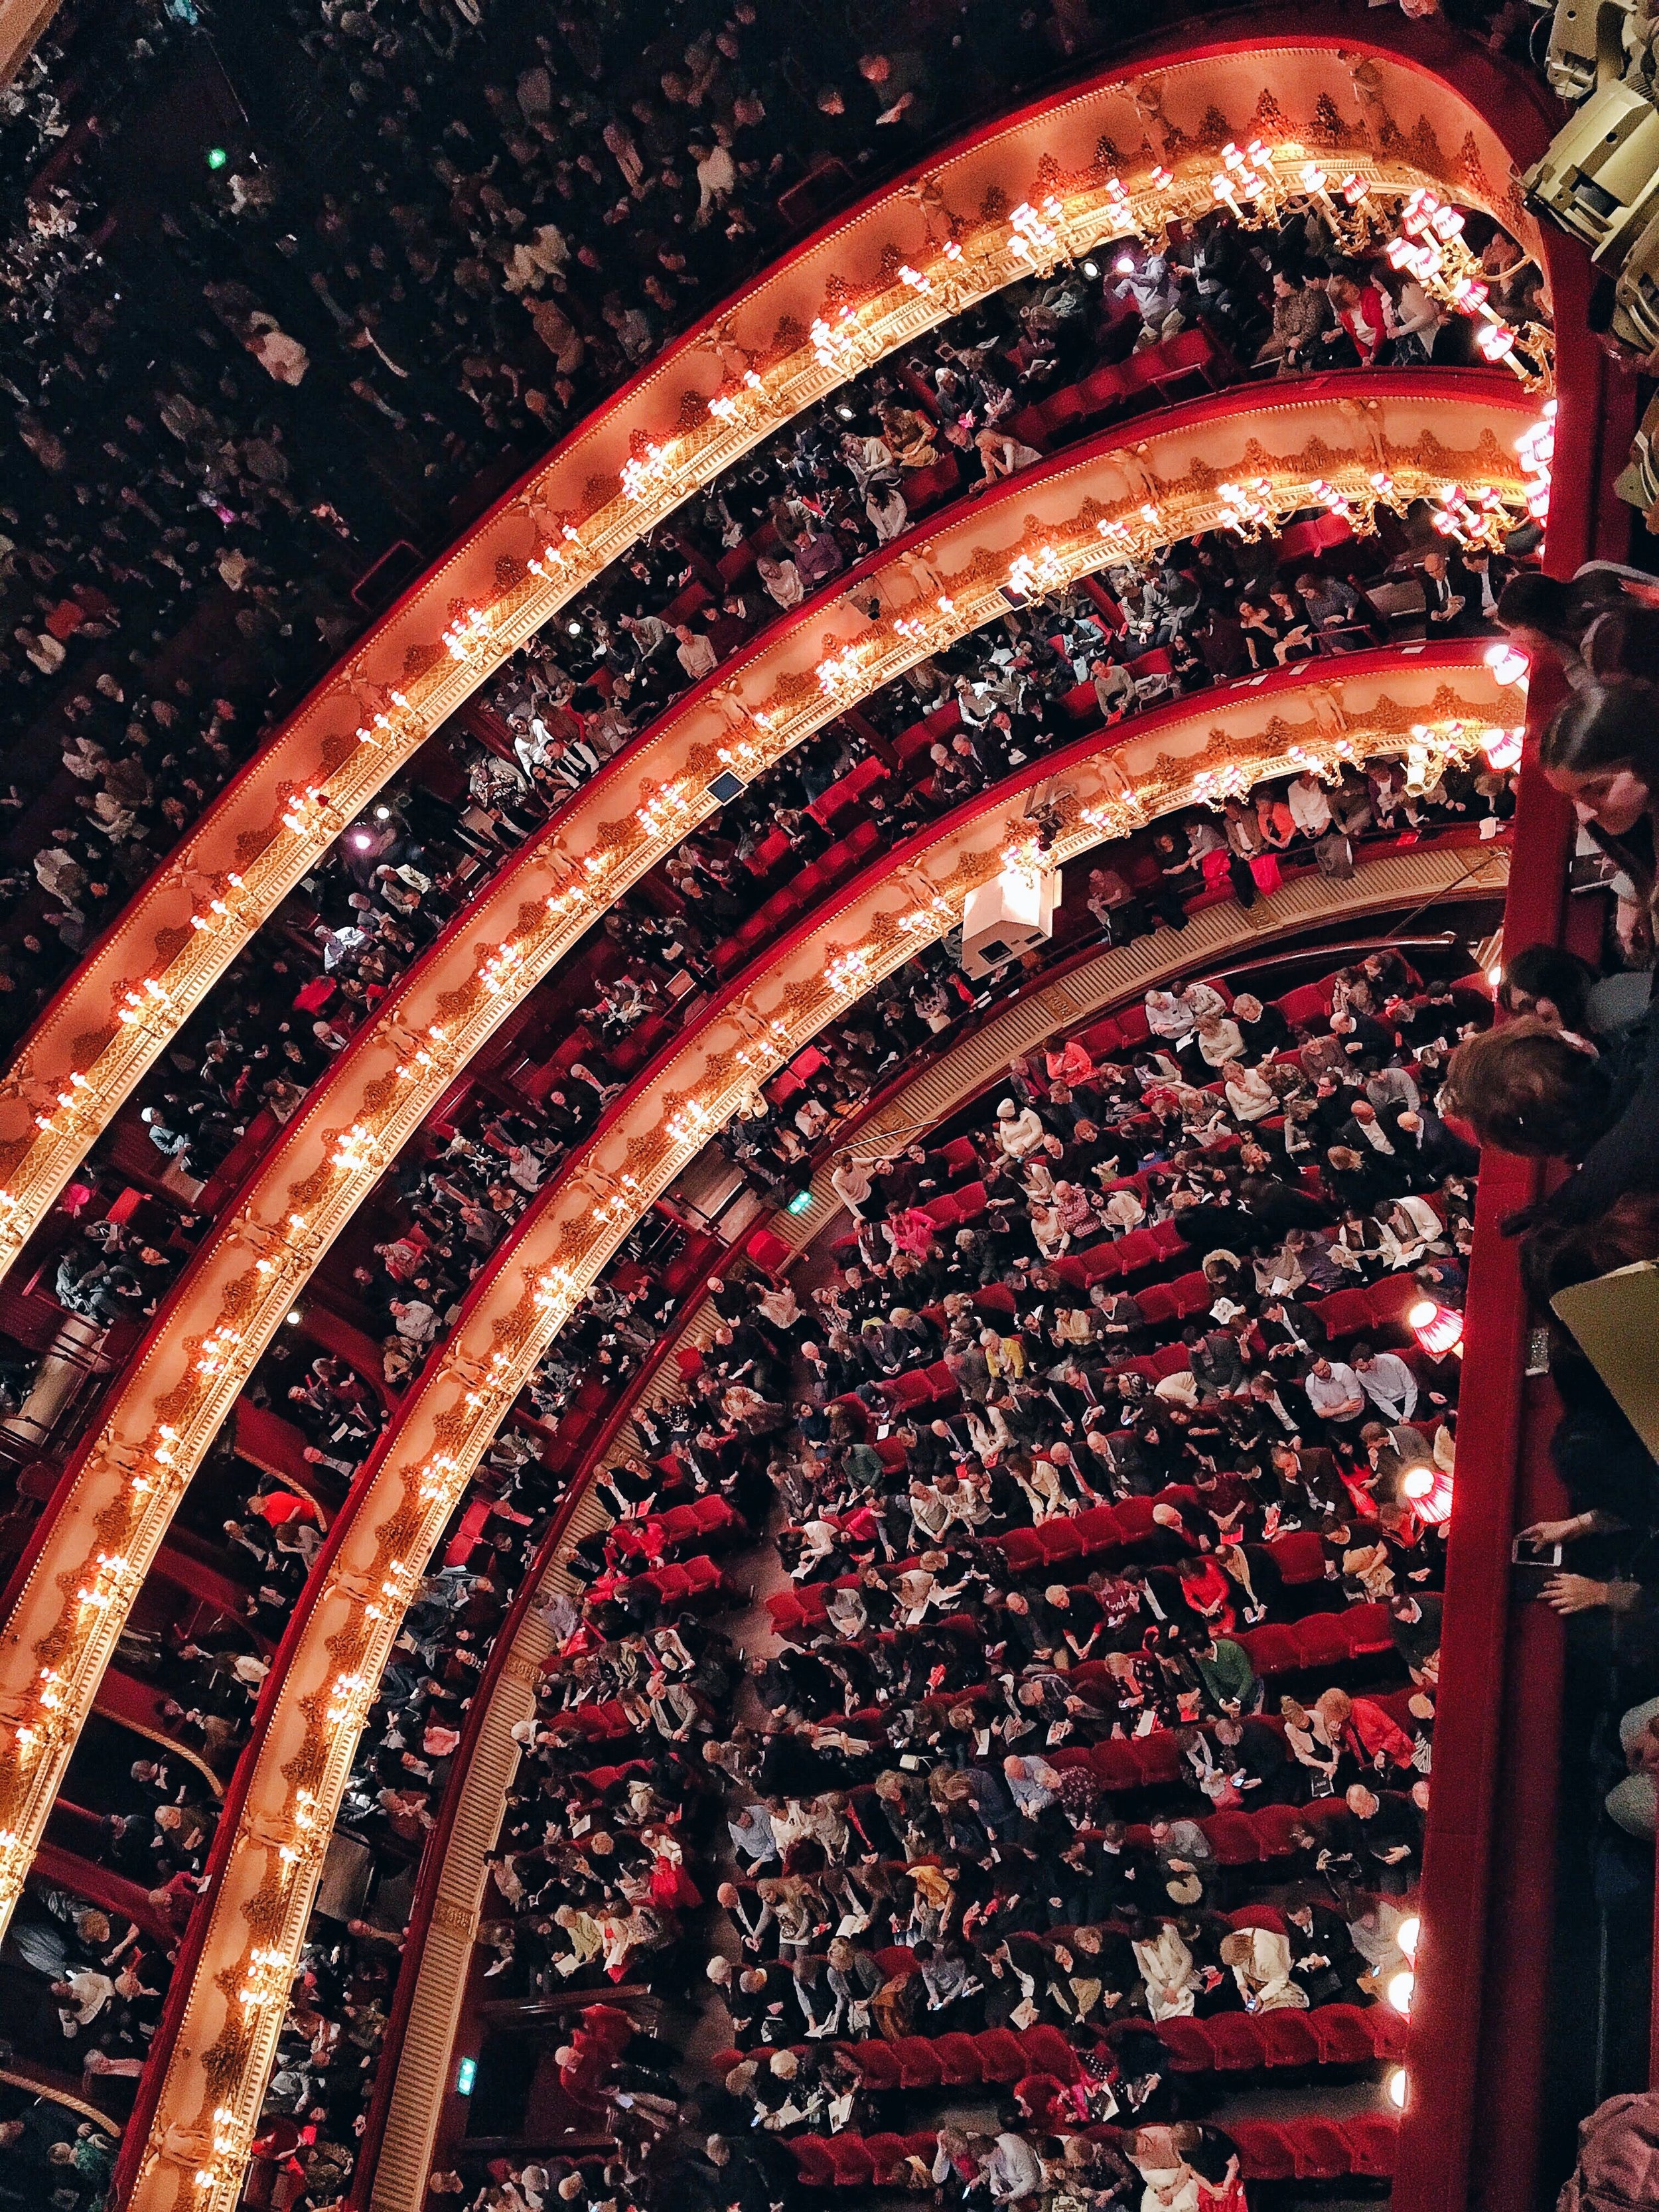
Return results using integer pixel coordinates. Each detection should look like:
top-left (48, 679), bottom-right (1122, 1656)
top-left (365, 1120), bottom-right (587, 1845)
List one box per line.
top-left (1542, 1573), bottom-right (1612, 1615)
top-left (1518, 1517), bottom-right (1584, 1548)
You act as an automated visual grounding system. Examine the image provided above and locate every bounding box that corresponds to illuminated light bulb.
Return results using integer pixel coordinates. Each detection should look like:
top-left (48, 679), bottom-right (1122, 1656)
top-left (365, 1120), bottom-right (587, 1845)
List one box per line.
top-left (1386, 1970), bottom-right (1415, 2015)
top-left (1409, 1297), bottom-right (1464, 1357)
top-left (1388, 2068), bottom-right (1408, 2110)
top-left (1396, 1915), bottom-right (1421, 1961)
top-left (1114, 252), bottom-right (1135, 275)
top-left (1485, 640), bottom-right (1530, 687)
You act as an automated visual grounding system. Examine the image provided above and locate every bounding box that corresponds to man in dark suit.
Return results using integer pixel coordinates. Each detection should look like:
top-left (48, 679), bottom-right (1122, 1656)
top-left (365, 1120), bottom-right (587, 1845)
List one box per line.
top-left (1258, 1295), bottom-right (1328, 1364)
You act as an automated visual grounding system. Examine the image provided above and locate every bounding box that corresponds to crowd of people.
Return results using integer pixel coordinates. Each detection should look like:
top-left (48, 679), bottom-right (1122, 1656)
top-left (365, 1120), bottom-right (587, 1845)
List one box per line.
top-left (231, 1223), bottom-right (711, 2211)
top-left (142, 729), bottom-right (1506, 2212)
top-left (9, 445), bottom-right (1525, 1513)
top-left (472, 199), bottom-right (1542, 813)
top-left (0, 0), bottom-right (1614, 2197)
top-left (0, 2079), bottom-right (113, 2211)
top-left (715, 738), bottom-right (1510, 1206)
top-left (0, 0), bottom-right (1240, 1053)
top-left (0, 53), bottom-right (1544, 1056)
top-left (4, 1817), bottom-right (198, 2106)
top-left (419, 913), bottom-right (1492, 2211)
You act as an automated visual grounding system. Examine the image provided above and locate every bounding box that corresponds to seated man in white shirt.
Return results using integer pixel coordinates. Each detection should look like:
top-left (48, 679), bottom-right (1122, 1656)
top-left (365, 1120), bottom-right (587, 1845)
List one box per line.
top-left (1301, 1354), bottom-right (1368, 1437)
top-left (1350, 1341), bottom-right (1419, 1424)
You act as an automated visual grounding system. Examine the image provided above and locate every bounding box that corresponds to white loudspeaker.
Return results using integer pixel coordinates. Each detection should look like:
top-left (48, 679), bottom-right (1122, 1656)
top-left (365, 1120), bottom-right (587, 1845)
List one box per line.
top-left (959, 867), bottom-right (1058, 979)
top-left (1523, 78), bottom-right (1659, 265)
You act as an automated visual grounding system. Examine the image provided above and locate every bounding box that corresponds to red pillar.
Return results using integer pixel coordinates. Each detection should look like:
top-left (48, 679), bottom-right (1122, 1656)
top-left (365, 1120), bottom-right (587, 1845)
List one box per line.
top-left (1392, 246), bottom-right (1636, 2212)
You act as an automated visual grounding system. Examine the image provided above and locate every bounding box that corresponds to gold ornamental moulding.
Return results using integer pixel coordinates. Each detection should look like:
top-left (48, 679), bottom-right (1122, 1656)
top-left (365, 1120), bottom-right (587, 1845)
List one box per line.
top-left (123, 665), bottom-right (1516, 2211)
top-left (0, 29), bottom-right (1548, 1281)
top-left (0, 374), bottom-right (1534, 1946)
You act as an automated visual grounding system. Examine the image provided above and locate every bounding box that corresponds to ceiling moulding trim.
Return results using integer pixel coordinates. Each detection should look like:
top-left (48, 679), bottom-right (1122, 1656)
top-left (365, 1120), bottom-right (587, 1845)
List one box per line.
top-left (364, 828), bottom-right (1506, 2212)
top-left (0, 25), bottom-right (1550, 1280)
top-left (0, 646), bottom-right (1515, 1960)
top-left (123, 708), bottom-right (1514, 2209)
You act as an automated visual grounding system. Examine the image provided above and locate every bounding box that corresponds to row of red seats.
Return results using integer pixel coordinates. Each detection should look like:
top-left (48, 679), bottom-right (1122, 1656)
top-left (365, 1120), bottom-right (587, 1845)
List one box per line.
top-left (822, 1998), bottom-right (1404, 2095)
top-left (713, 820), bottom-right (883, 979)
top-left (764, 1487), bottom-right (1328, 1639)
top-left (789, 2109), bottom-right (1396, 2187)
top-left (1043, 1684), bottom-right (1417, 1795)
top-left (991, 1508), bottom-right (1331, 1584)
top-left (603, 1494), bottom-right (746, 1567)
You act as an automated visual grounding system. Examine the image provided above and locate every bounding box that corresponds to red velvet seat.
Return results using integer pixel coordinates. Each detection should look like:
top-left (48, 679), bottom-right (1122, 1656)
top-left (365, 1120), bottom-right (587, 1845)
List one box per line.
top-left (791, 2137), bottom-right (835, 2187)
top-left (1236, 1622), bottom-right (1299, 1675)
top-left (1148, 326), bottom-right (1223, 392)
top-left (826, 2138), bottom-right (875, 2186)
top-left (1229, 1904), bottom-right (1287, 1933)
top-left (1112, 1228), bottom-right (1158, 1274)
top-left (931, 2031), bottom-right (985, 2085)
top-left (1308, 2002), bottom-right (1382, 2064)
top-left (1131, 1732), bottom-right (1182, 1786)
top-left (1135, 1283), bottom-right (1179, 1327)
top-left (891, 2036), bottom-right (944, 2089)
top-left (1204, 2012), bottom-right (1269, 2071)
top-left (1154, 2016), bottom-right (1214, 2071)
top-left (849, 2041), bottom-right (902, 2091)
top-left (1035, 1519), bottom-right (1084, 1565)
top-left (1090, 1739), bottom-right (1142, 1791)
top-left (1018, 2023), bottom-right (1084, 2081)
top-left (1292, 1612), bottom-right (1354, 1670)
top-left (863, 2133), bottom-right (914, 2183)
top-left (974, 2027), bottom-right (1028, 2082)
top-left (1229, 2122), bottom-right (1298, 2180)
top-left (1203, 1812), bottom-right (1267, 1865)
top-left (1313, 1287), bottom-right (1374, 1338)
top-left (1070, 1505), bottom-right (1121, 1551)
top-left (1340, 1598), bottom-right (1397, 1653)
top-left (1341, 2112), bottom-right (1399, 2176)
top-left (1271, 1530), bottom-right (1328, 1585)
top-left (1078, 362), bottom-right (1131, 415)
top-left (997, 1528), bottom-right (1045, 1575)
top-left (1256, 2009), bottom-right (1321, 2067)
top-left (1287, 2118), bottom-right (1356, 2179)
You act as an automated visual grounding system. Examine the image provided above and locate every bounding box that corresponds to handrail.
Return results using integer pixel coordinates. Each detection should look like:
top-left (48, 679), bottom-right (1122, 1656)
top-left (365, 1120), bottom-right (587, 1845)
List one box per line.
top-left (0, 14), bottom-right (1557, 1286)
